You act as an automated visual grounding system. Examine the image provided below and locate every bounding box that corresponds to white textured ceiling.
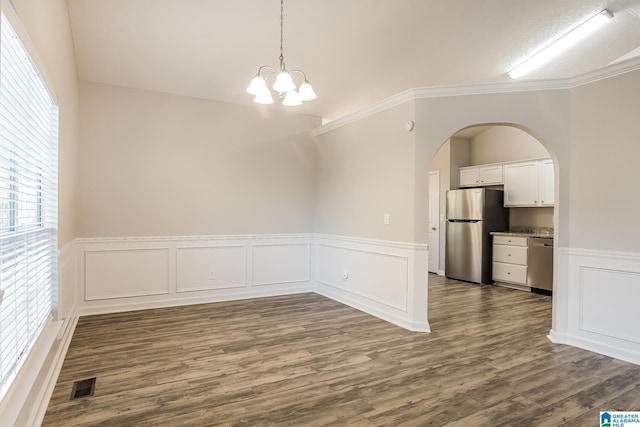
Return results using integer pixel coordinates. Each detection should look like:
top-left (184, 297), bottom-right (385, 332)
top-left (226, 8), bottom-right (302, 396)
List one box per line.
top-left (66, 0), bottom-right (640, 121)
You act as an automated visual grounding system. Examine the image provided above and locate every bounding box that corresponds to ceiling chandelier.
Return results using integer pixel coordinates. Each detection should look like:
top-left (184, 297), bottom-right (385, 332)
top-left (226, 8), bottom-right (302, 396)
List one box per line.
top-left (246, 0), bottom-right (317, 106)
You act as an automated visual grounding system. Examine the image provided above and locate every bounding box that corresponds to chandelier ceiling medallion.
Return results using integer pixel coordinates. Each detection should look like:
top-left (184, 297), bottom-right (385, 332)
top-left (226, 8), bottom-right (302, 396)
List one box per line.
top-left (246, 0), bottom-right (317, 106)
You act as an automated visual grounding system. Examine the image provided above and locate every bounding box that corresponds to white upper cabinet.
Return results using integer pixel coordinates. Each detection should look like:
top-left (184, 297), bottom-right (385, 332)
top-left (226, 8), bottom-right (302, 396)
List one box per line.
top-left (539, 159), bottom-right (554, 206)
top-left (504, 162), bottom-right (538, 206)
top-left (459, 164), bottom-right (503, 187)
top-left (459, 167), bottom-right (480, 187)
top-left (504, 159), bottom-right (554, 207)
top-left (479, 165), bottom-right (503, 185)
top-left (458, 159), bottom-right (553, 207)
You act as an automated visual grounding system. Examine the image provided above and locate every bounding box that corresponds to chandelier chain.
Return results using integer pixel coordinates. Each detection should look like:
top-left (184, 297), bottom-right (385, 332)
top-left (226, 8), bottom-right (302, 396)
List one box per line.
top-left (279, 0), bottom-right (285, 68)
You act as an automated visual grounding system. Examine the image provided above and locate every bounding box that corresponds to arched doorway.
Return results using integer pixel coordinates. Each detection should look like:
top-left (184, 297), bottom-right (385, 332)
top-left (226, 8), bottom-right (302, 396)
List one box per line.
top-left (428, 124), bottom-right (555, 340)
top-left (429, 124), bottom-right (554, 271)
top-left (415, 105), bottom-right (565, 337)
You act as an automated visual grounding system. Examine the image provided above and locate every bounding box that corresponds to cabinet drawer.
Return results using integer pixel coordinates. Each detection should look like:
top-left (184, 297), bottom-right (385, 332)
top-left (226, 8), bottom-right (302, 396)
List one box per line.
top-left (493, 235), bottom-right (528, 247)
top-left (493, 245), bottom-right (527, 265)
top-left (493, 262), bottom-right (527, 285)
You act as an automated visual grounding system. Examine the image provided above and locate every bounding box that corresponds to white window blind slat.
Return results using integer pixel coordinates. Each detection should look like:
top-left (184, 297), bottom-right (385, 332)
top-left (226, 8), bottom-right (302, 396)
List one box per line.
top-left (0, 13), bottom-right (58, 401)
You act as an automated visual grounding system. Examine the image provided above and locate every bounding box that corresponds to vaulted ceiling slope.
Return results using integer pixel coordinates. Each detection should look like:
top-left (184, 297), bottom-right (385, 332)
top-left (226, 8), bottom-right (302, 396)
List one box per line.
top-left (66, 0), bottom-right (640, 121)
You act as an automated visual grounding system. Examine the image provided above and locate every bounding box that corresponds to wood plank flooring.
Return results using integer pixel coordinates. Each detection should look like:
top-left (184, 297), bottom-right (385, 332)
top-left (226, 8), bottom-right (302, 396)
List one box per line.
top-left (43, 275), bottom-right (640, 426)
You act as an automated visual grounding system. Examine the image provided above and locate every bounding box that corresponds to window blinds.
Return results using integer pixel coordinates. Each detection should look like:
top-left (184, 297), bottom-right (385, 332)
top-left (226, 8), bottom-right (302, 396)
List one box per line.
top-left (0, 12), bottom-right (59, 400)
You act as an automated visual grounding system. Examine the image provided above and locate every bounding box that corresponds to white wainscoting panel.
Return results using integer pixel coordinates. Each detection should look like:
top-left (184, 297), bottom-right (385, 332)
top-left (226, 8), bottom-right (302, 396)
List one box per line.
top-left (76, 234), bottom-right (314, 315)
top-left (314, 235), bottom-right (429, 332)
top-left (176, 245), bottom-right (246, 292)
top-left (317, 244), bottom-right (408, 311)
top-left (252, 243), bottom-right (310, 286)
top-left (85, 248), bottom-right (170, 300)
top-left (580, 267), bottom-right (640, 343)
top-left (549, 248), bottom-right (640, 366)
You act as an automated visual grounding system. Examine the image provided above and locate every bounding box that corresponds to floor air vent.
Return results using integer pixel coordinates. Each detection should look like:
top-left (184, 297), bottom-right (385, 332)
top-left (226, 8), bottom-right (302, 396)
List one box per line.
top-left (70, 377), bottom-right (96, 400)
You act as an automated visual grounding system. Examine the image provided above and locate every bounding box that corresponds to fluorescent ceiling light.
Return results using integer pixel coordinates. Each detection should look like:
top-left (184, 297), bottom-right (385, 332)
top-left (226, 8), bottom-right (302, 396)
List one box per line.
top-left (508, 9), bottom-right (613, 79)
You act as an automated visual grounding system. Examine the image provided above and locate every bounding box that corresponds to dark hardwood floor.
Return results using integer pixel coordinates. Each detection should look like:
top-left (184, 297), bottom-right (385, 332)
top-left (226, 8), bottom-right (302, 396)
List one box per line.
top-left (43, 275), bottom-right (640, 426)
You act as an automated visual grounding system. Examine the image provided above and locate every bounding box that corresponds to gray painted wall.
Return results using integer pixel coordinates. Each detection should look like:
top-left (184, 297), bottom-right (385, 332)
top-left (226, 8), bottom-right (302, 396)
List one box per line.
top-left (78, 81), bottom-right (321, 237)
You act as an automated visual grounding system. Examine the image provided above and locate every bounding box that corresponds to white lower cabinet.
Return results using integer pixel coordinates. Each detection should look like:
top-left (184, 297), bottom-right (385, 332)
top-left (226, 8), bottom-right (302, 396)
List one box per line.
top-left (492, 235), bottom-right (528, 288)
top-left (493, 262), bottom-right (527, 284)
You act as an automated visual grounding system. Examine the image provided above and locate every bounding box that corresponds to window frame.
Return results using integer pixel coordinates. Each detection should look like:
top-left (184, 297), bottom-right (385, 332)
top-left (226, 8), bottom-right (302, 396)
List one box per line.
top-left (0, 9), bottom-right (59, 402)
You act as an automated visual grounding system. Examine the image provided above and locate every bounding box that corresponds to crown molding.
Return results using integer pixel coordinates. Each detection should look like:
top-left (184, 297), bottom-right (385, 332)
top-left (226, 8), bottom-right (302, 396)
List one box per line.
top-left (311, 58), bottom-right (640, 137)
top-left (411, 79), bottom-right (571, 100)
top-left (311, 89), bottom-right (416, 136)
top-left (310, 80), bottom-right (570, 136)
top-left (570, 56), bottom-right (640, 87)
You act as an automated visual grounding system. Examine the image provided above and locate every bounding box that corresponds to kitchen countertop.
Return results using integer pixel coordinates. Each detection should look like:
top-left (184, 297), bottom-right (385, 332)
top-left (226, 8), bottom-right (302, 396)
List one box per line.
top-left (491, 228), bottom-right (554, 238)
top-left (491, 231), bottom-right (554, 239)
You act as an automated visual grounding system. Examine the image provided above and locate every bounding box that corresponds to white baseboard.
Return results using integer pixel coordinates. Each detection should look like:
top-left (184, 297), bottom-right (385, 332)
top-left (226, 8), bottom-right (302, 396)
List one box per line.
top-left (77, 285), bottom-right (313, 316)
top-left (550, 247), bottom-right (640, 365)
top-left (548, 329), bottom-right (640, 366)
top-left (314, 286), bottom-right (428, 332)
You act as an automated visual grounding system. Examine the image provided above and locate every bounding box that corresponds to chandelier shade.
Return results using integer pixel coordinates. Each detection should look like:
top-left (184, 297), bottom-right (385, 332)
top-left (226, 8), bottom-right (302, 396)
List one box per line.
top-left (247, 0), bottom-right (317, 106)
top-left (282, 90), bottom-right (302, 106)
top-left (253, 88), bottom-right (274, 104)
top-left (246, 75), bottom-right (268, 96)
top-left (298, 82), bottom-right (317, 101)
top-left (273, 71), bottom-right (296, 93)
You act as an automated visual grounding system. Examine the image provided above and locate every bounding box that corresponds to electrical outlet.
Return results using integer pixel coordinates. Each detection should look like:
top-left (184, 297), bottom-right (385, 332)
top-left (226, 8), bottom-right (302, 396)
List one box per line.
top-left (383, 213), bottom-right (390, 225)
top-left (208, 271), bottom-right (216, 280)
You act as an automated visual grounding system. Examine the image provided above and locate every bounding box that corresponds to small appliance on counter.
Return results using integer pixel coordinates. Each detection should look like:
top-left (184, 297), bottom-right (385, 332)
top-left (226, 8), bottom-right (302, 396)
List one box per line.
top-left (445, 188), bottom-right (509, 284)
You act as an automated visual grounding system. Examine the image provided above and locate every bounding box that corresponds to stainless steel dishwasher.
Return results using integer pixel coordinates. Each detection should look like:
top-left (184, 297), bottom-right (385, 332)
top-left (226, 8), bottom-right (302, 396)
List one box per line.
top-left (527, 238), bottom-right (554, 292)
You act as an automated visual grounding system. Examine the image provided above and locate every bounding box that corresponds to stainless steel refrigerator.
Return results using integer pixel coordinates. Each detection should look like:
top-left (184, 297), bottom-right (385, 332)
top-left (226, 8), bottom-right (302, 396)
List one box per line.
top-left (445, 188), bottom-right (508, 284)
